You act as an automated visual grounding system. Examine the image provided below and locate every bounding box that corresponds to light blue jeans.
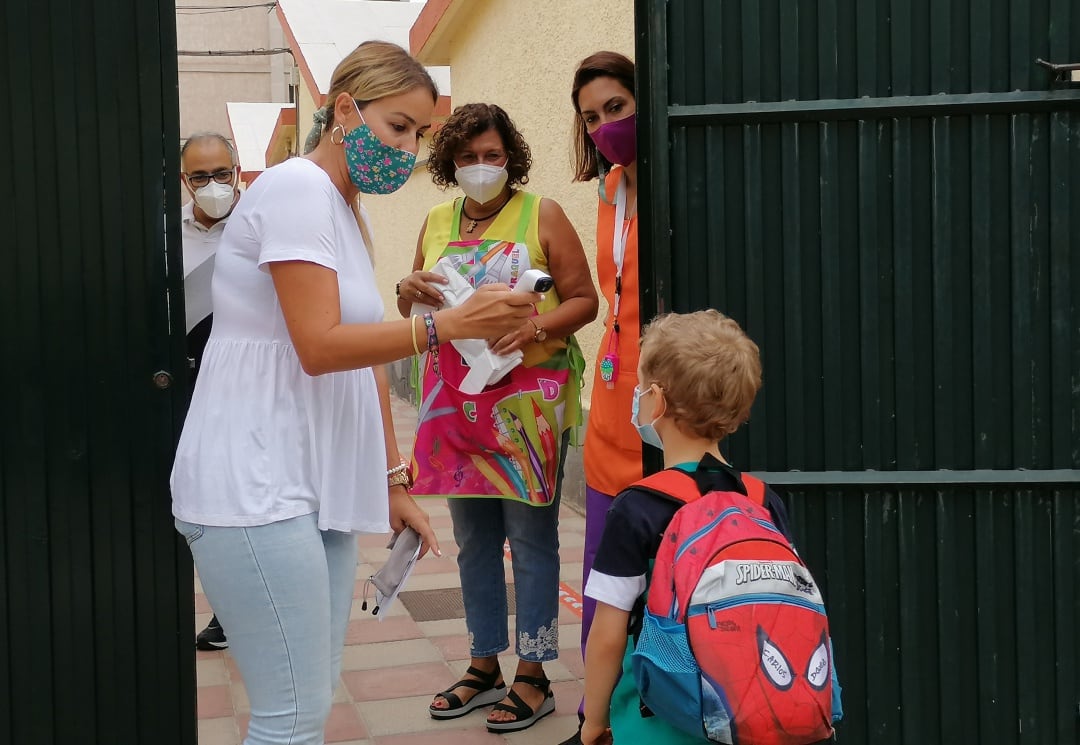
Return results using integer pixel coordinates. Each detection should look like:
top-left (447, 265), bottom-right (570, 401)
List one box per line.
top-left (176, 513), bottom-right (357, 745)
top-left (448, 434), bottom-right (568, 663)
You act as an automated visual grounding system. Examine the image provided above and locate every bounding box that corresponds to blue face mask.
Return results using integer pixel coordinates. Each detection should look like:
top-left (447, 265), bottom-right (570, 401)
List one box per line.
top-left (343, 100), bottom-right (417, 195)
top-left (631, 385), bottom-right (664, 450)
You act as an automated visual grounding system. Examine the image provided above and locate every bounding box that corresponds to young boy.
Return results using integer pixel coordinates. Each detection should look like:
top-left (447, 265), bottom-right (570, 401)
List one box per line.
top-left (580, 310), bottom-right (794, 745)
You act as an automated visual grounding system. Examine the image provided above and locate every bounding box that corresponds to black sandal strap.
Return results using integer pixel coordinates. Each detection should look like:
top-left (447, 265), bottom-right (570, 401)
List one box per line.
top-left (491, 688), bottom-right (533, 718)
top-left (436, 690), bottom-right (465, 709)
top-left (465, 664), bottom-right (502, 686)
top-left (512, 674), bottom-right (550, 692)
top-left (434, 664), bottom-right (503, 700)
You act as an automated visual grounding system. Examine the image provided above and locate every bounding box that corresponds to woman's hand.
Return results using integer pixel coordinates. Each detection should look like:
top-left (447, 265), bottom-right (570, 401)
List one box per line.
top-left (580, 721), bottom-right (613, 745)
top-left (439, 284), bottom-right (539, 341)
top-left (488, 319), bottom-right (537, 356)
top-left (388, 485), bottom-right (441, 559)
top-left (397, 270), bottom-right (448, 308)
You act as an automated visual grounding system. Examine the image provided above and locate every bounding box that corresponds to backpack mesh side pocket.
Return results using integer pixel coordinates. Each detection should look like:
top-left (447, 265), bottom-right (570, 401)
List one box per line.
top-left (631, 608), bottom-right (707, 740)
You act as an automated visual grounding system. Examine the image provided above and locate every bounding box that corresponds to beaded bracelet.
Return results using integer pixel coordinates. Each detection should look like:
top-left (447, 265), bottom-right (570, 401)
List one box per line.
top-left (423, 312), bottom-right (440, 375)
top-left (387, 460), bottom-right (412, 490)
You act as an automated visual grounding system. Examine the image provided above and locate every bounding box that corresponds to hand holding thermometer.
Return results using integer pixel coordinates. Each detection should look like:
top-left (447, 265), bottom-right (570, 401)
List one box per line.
top-left (513, 269), bottom-right (554, 294)
top-left (511, 269), bottom-right (553, 345)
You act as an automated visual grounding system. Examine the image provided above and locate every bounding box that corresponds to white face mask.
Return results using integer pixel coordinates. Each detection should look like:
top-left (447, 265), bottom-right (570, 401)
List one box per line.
top-left (193, 180), bottom-right (237, 220)
top-left (455, 163), bottom-right (508, 205)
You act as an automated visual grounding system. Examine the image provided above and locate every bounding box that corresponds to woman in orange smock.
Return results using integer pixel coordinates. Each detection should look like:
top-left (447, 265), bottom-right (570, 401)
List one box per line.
top-left (563, 51), bottom-right (642, 744)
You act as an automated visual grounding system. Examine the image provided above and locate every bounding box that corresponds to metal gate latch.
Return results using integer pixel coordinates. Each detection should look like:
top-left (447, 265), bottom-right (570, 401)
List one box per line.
top-left (1035, 58), bottom-right (1080, 84)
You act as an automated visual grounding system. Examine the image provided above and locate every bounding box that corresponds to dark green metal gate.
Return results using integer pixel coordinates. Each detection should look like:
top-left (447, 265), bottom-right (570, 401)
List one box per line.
top-left (636, 1), bottom-right (1080, 743)
top-left (0, 0), bottom-right (194, 743)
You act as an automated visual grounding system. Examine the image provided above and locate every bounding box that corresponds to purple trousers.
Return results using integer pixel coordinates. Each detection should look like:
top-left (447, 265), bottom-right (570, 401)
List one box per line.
top-left (578, 484), bottom-right (616, 716)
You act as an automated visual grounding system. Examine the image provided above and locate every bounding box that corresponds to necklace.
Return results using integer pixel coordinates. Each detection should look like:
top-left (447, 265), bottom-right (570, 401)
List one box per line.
top-left (462, 194), bottom-right (511, 233)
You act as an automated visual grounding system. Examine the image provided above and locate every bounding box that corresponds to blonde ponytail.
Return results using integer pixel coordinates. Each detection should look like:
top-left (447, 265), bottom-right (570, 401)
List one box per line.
top-left (304, 106), bottom-right (329, 155)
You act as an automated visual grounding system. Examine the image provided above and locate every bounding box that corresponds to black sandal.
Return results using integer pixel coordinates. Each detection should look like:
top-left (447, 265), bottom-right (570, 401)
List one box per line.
top-left (429, 664), bottom-right (506, 720)
top-left (485, 674), bottom-right (556, 732)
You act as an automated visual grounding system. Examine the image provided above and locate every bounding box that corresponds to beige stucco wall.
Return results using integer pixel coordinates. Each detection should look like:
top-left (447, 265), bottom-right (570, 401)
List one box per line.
top-left (178, 71), bottom-right (273, 138)
top-left (436, 0), bottom-right (635, 407)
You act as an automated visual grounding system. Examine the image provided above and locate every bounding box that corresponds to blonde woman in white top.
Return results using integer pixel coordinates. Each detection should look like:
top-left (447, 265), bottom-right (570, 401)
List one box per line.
top-left (170, 41), bottom-right (539, 745)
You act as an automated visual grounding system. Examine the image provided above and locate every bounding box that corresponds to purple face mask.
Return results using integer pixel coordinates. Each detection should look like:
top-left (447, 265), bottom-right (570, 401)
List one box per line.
top-left (589, 114), bottom-right (637, 167)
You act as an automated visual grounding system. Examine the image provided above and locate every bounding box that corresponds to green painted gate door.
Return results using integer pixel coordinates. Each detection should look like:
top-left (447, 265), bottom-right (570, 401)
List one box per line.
top-left (0, 0), bottom-right (195, 742)
top-left (636, 1), bottom-right (1080, 743)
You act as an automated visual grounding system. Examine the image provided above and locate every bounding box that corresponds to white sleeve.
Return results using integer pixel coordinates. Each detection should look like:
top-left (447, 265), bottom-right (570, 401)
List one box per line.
top-left (584, 570), bottom-right (646, 612)
top-left (254, 171), bottom-right (339, 273)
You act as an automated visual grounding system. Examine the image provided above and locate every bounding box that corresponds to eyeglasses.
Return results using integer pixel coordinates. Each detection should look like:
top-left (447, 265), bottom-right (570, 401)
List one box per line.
top-left (184, 169), bottom-right (235, 189)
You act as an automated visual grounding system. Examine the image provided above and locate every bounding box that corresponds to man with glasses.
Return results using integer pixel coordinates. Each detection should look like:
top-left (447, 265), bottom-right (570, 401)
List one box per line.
top-left (181, 132), bottom-right (240, 351)
top-left (180, 131), bottom-right (239, 652)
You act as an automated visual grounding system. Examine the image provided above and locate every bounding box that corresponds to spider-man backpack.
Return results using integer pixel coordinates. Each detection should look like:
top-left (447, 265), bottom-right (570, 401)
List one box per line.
top-left (629, 469), bottom-right (841, 744)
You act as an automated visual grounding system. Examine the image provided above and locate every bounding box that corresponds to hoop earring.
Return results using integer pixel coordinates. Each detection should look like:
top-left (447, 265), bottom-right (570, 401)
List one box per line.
top-left (329, 124), bottom-right (346, 145)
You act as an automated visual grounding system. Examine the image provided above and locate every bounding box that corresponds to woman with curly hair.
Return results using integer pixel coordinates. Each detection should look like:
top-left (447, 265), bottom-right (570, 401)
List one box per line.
top-left (396, 102), bottom-right (598, 733)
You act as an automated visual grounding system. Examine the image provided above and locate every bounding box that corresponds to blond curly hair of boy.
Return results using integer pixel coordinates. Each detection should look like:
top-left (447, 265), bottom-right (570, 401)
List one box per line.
top-left (638, 309), bottom-right (762, 441)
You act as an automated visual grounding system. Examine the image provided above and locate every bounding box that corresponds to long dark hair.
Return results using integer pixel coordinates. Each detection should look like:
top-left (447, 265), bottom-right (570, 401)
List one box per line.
top-left (570, 51), bottom-right (635, 182)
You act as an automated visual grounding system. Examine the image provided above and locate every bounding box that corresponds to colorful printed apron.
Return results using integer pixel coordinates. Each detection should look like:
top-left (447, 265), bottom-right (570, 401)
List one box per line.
top-left (410, 196), bottom-right (581, 504)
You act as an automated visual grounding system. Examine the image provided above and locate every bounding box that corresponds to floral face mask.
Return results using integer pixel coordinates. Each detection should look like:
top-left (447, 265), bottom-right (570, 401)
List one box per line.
top-left (344, 100), bottom-right (417, 195)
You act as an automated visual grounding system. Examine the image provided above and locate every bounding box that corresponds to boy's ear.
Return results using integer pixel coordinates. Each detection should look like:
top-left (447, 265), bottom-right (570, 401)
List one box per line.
top-left (653, 386), bottom-right (669, 420)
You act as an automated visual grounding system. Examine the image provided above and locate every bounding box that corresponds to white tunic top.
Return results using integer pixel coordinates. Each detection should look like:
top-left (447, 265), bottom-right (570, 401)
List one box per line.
top-left (171, 158), bottom-right (389, 534)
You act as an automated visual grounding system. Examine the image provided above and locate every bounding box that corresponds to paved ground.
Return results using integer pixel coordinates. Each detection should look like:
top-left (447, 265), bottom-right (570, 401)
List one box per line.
top-left (193, 396), bottom-right (586, 745)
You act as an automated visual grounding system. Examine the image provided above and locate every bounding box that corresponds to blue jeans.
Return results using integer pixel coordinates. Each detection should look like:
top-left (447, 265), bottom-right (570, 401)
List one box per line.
top-left (176, 513), bottom-right (357, 745)
top-left (448, 434), bottom-right (568, 662)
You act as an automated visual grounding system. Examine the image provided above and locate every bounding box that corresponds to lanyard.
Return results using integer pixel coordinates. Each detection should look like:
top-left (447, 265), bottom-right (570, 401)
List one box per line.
top-left (600, 174), bottom-right (632, 389)
top-left (611, 174), bottom-right (631, 329)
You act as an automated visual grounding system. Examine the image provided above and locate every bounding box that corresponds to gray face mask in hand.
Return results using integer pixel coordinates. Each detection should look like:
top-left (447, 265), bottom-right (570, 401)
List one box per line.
top-left (361, 526), bottom-right (422, 617)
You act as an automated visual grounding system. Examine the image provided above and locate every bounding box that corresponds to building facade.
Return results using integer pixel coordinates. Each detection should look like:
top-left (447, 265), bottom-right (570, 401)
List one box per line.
top-left (176, 0), bottom-right (293, 141)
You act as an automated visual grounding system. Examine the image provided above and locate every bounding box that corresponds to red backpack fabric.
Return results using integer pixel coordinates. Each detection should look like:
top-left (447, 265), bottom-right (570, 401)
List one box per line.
top-left (630, 469), bottom-right (836, 745)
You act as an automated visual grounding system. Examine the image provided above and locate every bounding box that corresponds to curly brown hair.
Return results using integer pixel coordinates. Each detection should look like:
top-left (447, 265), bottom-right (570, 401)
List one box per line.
top-left (427, 103), bottom-right (531, 189)
top-left (639, 310), bottom-right (762, 441)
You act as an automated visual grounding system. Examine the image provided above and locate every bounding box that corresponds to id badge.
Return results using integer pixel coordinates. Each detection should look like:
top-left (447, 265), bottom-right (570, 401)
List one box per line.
top-left (600, 352), bottom-right (619, 389)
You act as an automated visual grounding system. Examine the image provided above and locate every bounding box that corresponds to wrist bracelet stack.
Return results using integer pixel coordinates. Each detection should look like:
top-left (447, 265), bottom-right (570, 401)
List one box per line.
top-left (423, 312), bottom-right (440, 374)
top-left (387, 461), bottom-right (412, 490)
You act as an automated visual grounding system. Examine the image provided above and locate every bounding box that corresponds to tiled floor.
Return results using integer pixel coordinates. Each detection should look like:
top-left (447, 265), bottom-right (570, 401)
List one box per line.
top-left (193, 396), bottom-right (586, 745)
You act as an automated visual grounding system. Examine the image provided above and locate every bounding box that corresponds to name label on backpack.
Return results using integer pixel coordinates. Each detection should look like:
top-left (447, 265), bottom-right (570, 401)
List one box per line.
top-left (691, 560), bottom-right (824, 608)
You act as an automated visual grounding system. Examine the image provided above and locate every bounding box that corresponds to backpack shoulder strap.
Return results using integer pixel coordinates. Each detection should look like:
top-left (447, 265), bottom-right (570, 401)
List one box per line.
top-left (741, 473), bottom-right (767, 506)
top-left (630, 469), bottom-right (701, 506)
top-left (632, 468), bottom-right (769, 508)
